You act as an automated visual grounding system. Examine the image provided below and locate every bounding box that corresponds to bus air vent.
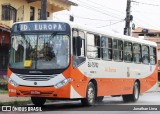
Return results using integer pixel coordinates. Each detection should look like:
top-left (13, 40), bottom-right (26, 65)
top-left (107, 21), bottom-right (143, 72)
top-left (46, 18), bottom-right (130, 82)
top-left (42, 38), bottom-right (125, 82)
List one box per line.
top-left (16, 74), bottom-right (56, 81)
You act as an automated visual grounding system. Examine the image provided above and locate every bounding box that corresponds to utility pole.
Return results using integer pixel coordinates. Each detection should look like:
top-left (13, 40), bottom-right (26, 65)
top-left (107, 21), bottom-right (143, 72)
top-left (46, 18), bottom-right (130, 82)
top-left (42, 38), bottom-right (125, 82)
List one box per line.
top-left (124, 0), bottom-right (132, 36)
top-left (41, 0), bottom-right (47, 20)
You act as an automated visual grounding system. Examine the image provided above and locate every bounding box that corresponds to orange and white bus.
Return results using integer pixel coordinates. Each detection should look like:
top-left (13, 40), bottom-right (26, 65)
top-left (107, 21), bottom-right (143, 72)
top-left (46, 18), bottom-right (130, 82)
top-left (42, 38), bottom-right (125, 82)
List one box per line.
top-left (8, 21), bottom-right (158, 106)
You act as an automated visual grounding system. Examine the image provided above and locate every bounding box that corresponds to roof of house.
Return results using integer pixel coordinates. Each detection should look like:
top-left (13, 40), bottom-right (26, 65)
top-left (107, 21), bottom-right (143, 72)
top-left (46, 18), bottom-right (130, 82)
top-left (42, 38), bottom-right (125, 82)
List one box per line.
top-left (26, 0), bottom-right (77, 6)
top-left (59, 0), bottom-right (78, 6)
top-left (0, 23), bottom-right (10, 32)
top-left (133, 27), bottom-right (160, 33)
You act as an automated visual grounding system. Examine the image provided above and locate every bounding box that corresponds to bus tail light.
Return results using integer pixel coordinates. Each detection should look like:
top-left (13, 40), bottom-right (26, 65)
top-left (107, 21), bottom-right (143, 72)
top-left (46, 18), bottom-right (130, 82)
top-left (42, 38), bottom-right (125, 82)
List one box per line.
top-left (8, 78), bottom-right (19, 87)
top-left (54, 78), bottom-right (71, 89)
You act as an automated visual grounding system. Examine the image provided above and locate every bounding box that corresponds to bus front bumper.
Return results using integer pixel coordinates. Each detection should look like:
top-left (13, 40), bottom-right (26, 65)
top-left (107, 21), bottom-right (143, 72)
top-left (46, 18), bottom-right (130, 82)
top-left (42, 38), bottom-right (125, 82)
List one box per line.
top-left (8, 82), bottom-right (71, 98)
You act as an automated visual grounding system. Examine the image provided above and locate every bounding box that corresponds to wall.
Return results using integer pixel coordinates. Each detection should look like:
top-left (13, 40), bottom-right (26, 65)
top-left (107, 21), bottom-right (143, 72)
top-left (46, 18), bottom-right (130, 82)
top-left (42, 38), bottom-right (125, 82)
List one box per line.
top-left (0, 31), bottom-right (10, 44)
top-left (0, 0), bottom-right (66, 28)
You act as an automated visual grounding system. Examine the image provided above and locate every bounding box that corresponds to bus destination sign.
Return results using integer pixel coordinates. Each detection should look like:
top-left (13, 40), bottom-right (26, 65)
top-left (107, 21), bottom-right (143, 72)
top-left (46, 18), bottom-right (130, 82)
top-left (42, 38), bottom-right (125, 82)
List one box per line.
top-left (13, 22), bottom-right (67, 32)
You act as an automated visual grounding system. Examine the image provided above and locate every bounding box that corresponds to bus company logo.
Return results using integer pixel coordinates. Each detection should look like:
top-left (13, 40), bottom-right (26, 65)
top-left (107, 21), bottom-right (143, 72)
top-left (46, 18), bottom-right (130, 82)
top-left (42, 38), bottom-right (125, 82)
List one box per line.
top-left (2, 106), bottom-right (11, 111)
top-left (2, 106), bottom-right (42, 112)
top-left (34, 82), bottom-right (37, 85)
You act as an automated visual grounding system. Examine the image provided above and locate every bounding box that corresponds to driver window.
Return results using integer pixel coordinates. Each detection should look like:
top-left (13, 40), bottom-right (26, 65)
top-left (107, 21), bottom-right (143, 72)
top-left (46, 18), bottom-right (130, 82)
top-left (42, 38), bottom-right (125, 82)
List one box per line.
top-left (73, 29), bottom-right (86, 68)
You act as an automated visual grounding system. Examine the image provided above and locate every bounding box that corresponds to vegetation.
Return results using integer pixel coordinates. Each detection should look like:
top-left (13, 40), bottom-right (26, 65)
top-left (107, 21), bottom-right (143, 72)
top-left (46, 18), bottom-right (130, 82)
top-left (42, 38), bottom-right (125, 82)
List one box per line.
top-left (0, 76), bottom-right (8, 93)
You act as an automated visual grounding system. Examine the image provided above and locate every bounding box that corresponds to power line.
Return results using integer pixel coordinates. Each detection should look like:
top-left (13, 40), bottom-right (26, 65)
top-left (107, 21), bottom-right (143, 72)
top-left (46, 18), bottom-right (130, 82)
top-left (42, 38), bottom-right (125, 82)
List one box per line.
top-left (71, 1), bottom-right (125, 29)
top-left (132, 1), bottom-right (160, 6)
top-left (75, 0), bottom-right (123, 19)
top-left (133, 10), bottom-right (159, 15)
top-left (73, 15), bottom-right (120, 21)
top-left (86, 0), bottom-right (125, 14)
top-left (133, 16), bottom-right (160, 30)
top-left (97, 20), bottom-right (124, 28)
top-left (54, 12), bottom-right (124, 29)
top-left (58, 13), bottom-right (120, 22)
top-left (69, 0), bottom-right (160, 31)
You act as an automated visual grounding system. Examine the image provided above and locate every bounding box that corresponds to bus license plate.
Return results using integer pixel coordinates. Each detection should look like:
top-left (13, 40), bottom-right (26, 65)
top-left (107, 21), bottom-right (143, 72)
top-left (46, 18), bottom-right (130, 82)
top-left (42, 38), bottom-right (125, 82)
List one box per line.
top-left (31, 91), bottom-right (41, 95)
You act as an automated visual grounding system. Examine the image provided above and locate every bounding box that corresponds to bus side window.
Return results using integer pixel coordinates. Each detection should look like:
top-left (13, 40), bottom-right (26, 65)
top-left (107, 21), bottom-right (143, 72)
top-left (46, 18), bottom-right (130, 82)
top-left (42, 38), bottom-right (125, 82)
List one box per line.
top-left (87, 33), bottom-right (100, 59)
top-left (142, 45), bottom-right (149, 64)
top-left (150, 47), bottom-right (156, 65)
top-left (113, 39), bottom-right (123, 61)
top-left (133, 43), bottom-right (141, 64)
top-left (95, 35), bottom-right (101, 58)
top-left (72, 29), bottom-right (86, 68)
top-left (101, 36), bottom-right (112, 60)
top-left (124, 41), bottom-right (132, 62)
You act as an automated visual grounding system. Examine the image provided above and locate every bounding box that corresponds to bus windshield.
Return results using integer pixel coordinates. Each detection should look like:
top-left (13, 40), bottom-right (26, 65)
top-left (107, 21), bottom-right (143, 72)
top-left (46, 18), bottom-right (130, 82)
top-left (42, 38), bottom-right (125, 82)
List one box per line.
top-left (9, 33), bottom-right (69, 69)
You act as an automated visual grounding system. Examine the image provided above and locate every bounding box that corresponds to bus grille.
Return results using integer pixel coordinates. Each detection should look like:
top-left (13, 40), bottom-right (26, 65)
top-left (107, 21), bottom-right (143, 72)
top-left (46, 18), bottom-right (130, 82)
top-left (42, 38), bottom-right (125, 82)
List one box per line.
top-left (17, 74), bottom-right (56, 81)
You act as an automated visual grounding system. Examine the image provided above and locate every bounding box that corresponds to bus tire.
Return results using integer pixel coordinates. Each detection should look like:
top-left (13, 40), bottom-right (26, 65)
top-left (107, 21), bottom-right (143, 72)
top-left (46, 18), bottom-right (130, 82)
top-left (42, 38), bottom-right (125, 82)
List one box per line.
top-left (81, 82), bottom-right (96, 106)
top-left (122, 81), bottom-right (140, 102)
top-left (96, 96), bottom-right (104, 103)
top-left (31, 97), bottom-right (46, 106)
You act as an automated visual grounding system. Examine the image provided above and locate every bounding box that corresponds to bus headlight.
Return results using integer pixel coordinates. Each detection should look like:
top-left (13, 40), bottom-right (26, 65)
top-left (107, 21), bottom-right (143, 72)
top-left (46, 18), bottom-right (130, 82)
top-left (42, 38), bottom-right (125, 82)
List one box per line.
top-left (54, 78), bottom-right (71, 89)
top-left (8, 78), bottom-right (19, 87)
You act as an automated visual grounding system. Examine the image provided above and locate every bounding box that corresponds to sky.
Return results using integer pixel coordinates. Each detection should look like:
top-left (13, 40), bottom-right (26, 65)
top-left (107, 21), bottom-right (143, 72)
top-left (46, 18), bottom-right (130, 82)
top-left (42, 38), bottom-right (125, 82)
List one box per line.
top-left (53, 0), bottom-right (160, 34)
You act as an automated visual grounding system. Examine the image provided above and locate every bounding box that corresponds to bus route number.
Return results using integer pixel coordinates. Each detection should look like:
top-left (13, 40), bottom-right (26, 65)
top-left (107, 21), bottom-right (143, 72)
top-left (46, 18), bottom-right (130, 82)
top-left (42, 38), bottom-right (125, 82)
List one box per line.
top-left (88, 62), bottom-right (99, 68)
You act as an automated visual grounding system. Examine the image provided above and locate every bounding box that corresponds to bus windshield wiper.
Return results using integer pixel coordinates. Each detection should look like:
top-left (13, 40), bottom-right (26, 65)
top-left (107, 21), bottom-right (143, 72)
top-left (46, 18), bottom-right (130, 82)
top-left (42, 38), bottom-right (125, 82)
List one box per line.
top-left (49, 31), bottom-right (57, 41)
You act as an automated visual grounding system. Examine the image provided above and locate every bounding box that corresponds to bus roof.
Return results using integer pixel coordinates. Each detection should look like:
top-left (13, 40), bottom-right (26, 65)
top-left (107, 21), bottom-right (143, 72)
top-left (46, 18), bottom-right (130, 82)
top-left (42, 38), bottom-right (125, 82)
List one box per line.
top-left (68, 22), bottom-right (157, 47)
top-left (13, 20), bottom-right (157, 47)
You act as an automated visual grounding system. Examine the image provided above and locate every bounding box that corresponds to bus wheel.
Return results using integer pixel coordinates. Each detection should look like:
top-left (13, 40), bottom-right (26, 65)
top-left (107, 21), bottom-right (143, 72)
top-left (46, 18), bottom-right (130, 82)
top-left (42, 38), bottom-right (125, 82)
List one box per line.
top-left (122, 81), bottom-right (140, 102)
top-left (31, 97), bottom-right (46, 106)
top-left (96, 96), bottom-right (104, 103)
top-left (81, 82), bottom-right (96, 106)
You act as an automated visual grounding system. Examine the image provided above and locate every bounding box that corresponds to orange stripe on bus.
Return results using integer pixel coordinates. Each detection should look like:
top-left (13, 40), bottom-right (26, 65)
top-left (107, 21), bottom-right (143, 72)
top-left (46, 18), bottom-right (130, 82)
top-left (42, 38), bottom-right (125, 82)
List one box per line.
top-left (7, 68), bottom-right (12, 78)
top-left (63, 63), bottom-right (158, 97)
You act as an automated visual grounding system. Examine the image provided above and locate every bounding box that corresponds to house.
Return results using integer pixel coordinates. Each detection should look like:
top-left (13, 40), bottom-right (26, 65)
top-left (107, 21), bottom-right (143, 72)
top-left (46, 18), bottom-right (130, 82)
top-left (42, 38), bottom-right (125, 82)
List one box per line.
top-left (132, 27), bottom-right (160, 70)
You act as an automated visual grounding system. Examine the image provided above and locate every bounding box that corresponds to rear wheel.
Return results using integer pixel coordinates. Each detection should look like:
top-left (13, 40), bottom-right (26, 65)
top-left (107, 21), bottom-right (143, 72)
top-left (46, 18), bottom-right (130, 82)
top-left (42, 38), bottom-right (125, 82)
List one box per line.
top-left (122, 81), bottom-right (140, 102)
top-left (31, 97), bottom-right (46, 106)
top-left (81, 82), bottom-right (96, 106)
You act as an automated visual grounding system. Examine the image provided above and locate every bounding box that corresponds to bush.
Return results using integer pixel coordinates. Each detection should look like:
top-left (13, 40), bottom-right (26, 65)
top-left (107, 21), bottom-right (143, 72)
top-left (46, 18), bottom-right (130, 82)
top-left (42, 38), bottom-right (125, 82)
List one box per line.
top-left (0, 76), bottom-right (7, 90)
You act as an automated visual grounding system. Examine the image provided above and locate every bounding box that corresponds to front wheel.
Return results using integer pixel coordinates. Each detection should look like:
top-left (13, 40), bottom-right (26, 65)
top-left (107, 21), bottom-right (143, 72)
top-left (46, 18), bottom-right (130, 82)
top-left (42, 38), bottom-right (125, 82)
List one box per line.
top-left (81, 82), bottom-right (96, 106)
top-left (122, 81), bottom-right (140, 102)
top-left (31, 97), bottom-right (46, 106)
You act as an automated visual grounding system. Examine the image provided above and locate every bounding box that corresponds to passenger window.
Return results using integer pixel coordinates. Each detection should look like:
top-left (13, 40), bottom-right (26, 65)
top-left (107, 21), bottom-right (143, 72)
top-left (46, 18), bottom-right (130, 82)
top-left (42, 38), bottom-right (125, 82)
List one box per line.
top-left (87, 33), bottom-right (100, 59)
top-left (142, 45), bottom-right (149, 64)
top-left (101, 36), bottom-right (112, 60)
top-left (124, 41), bottom-right (133, 62)
top-left (133, 43), bottom-right (141, 63)
top-left (113, 39), bottom-right (123, 61)
top-left (150, 47), bottom-right (156, 65)
top-left (124, 41), bottom-right (132, 62)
